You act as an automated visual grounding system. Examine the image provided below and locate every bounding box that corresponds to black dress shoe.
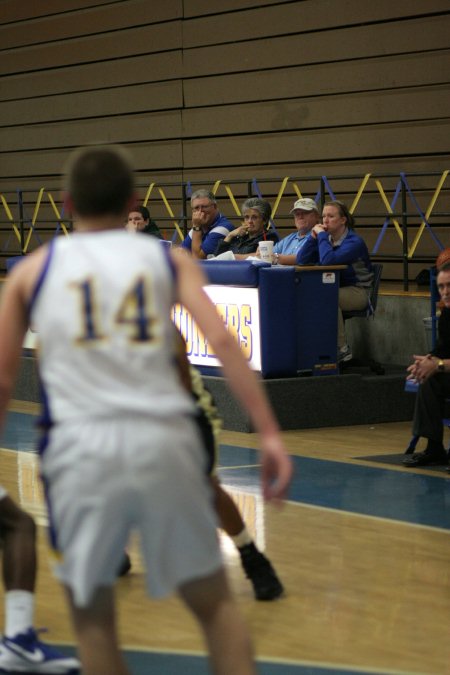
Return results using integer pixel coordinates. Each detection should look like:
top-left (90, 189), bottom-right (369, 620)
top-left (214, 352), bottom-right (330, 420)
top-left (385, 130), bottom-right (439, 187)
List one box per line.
top-left (403, 450), bottom-right (448, 467)
top-left (117, 552), bottom-right (132, 576)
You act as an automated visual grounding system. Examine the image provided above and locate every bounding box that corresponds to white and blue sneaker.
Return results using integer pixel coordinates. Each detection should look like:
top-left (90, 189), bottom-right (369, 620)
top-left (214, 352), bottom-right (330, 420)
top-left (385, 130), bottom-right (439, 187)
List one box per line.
top-left (0, 628), bottom-right (80, 673)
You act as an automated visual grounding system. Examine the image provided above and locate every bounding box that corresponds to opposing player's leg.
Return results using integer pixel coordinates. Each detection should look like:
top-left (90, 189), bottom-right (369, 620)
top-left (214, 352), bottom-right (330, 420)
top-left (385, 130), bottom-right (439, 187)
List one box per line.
top-left (0, 494), bottom-right (36, 592)
top-left (0, 494), bottom-right (80, 673)
top-left (211, 476), bottom-right (284, 601)
top-left (65, 586), bottom-right (128, 675)
top-left (179, 568), bottom-right (256, 675)
top-left (193, 381), bottom-right (284, 601)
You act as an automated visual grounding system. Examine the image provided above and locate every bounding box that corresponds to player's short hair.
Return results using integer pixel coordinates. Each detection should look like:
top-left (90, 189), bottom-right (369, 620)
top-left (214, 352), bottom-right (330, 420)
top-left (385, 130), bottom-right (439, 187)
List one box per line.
top-left (65, 145), bottom-right (134, 217)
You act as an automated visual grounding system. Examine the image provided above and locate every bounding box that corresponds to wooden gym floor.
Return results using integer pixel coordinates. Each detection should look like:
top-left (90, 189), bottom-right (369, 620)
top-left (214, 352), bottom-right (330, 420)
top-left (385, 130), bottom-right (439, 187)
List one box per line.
top-left (0, 400), bottom-right (449, 675)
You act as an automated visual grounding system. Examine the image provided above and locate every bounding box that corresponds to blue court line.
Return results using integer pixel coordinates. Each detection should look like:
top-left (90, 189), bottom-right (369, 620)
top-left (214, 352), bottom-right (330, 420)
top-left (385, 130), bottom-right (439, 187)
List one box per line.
top-left (218, 444), bottom-right (450, 531)
top-left (43, 644), bottom-right (397, 675)
top-left (0, 410), bottom-right (37, 453)
top-left (1, 413), bottom-right (449, 531)
top-left (123, 650), bottom-right (396, 675)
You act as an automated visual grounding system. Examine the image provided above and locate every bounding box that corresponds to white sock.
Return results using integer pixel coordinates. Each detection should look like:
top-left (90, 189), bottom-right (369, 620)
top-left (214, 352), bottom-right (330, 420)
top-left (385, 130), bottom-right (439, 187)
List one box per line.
top-left (5, 591), bottom-right (34, 638)
top-left (231, 526), bottom-right (253, 549)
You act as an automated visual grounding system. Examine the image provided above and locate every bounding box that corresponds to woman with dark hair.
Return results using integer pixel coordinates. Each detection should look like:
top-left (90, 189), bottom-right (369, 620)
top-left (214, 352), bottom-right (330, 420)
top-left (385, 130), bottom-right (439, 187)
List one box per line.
top-left (126, 205), bottom-right (162, 239)
top-left (213, 197), bottom-right (278, 258)
top-left (297, 200), bottom-right (373, 362)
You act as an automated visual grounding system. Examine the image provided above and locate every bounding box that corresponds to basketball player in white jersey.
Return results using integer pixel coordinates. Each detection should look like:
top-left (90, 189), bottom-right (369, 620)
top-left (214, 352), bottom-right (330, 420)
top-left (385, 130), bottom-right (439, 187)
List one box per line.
top-left (0, 145), bottom-right (292, 675)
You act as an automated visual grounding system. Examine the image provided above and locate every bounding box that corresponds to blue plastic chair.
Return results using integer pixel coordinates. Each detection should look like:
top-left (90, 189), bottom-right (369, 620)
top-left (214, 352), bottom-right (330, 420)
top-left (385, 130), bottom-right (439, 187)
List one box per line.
top-left (341, 262), bottom-right (385, 374)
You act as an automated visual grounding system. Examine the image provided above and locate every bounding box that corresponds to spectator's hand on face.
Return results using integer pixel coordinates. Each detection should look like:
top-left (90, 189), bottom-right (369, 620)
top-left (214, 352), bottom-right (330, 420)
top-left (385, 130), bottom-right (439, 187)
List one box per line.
top-left (223, 223), bottom-right (248, 244)
top-left (235, 223), bottom-right (249, 237)
top-left (126, 222), bottom-right (138, 233)
top-left (311, 223), bottom-right (326, 238)
top-left (192, 209), bottom-right (210, 230)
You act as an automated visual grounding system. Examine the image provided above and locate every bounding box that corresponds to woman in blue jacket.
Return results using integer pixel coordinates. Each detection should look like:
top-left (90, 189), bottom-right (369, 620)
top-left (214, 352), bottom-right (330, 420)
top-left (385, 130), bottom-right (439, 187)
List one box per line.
top-left (297, 200), bottom-right (373, 363)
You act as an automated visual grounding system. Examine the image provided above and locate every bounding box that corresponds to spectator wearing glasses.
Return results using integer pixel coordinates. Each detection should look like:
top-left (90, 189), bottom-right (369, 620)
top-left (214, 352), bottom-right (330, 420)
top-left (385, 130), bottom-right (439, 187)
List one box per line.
top-left (126, 205), bottom-right (162, 239)
top-left (213, 197), bottom-right (278, 259)
top-left (181, 189), bottom-right (234, 259)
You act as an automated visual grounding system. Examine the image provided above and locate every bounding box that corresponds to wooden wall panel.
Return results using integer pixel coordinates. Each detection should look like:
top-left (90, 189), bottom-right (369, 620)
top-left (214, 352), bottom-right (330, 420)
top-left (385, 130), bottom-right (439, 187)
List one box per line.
top-left (183, 0), bottom-right (450, 47)
top-left (0, 51), bottom-right (182, 101)
top-left (182, 85), bottom-right (449, 138)
top-left (184, 0), bottom-right (283, 17)
top-left (182, 121), bottom-right (450, 169)
top-left (182, 50), bottom-right (450, 107)
top-left (183, 16), bottom-right (450, 77)
top-left (0, 81), bottom-right (183, 126)
top-left (0, 0), bottom-right (118, 23)
top-left (0, 111), bottom-right (182, 152)
top-left (0, 22), bottom-right (182, 75)
top-left (1, 1), bottom-right (182, 49)
top-left (0, 142), bottom-right (184, 179)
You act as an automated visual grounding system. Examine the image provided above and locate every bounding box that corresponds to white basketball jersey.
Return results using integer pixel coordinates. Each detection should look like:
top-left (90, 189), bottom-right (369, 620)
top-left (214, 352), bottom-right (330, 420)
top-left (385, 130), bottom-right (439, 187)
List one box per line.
top-left (30, 231), bottom-right (194, 425)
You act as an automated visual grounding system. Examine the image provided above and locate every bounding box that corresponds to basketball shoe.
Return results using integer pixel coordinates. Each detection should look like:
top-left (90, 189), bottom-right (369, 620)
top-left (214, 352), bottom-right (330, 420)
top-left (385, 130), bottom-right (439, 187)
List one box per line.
top-left (239, 542), bottom-right (284, 601)
top-left (0, 628), bottom-right (80, 673)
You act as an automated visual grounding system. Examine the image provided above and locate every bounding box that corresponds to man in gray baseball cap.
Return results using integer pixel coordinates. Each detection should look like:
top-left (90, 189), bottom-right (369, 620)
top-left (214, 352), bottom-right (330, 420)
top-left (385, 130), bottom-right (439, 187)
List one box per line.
top-left (271, 197), bottom-right (320, 265)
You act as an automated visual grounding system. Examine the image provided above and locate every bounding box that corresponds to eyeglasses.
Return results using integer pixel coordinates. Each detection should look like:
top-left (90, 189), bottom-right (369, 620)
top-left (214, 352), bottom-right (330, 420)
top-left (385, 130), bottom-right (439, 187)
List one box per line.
top-left (192, 204), bottom-right (213, 212)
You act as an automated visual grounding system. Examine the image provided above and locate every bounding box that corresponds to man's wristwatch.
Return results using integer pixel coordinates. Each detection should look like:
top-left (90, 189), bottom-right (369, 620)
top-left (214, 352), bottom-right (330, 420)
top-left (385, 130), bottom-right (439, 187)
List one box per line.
top-left (192, 226), bottom-right (201, 232)
top-left (437, 359), bottom-right (445, 372)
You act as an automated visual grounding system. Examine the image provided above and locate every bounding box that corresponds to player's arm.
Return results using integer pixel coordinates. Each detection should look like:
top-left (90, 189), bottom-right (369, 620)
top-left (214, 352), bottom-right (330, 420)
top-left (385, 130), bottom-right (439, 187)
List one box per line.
top-left (171, 249), bottom-right (293, 502)
top-left (0, 270), bottom-right (31, 428)
top-left (0, 250), bottom-right (47, 429)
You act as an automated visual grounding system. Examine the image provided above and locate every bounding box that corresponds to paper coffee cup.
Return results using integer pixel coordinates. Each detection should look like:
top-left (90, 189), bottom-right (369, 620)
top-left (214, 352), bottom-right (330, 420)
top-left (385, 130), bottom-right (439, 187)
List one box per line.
top-left (258, 240), bottom-right (274, 263)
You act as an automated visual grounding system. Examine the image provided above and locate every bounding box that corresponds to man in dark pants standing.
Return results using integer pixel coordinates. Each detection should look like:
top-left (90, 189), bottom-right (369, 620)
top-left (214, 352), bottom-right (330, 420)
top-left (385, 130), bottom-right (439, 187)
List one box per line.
top-left (404, 261), bottom-right (450, 467)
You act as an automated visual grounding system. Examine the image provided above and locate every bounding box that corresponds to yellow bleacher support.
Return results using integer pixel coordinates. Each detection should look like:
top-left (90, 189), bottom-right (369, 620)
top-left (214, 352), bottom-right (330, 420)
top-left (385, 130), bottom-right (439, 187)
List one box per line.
top-left (408, 170), bottom-right (449, 258)
top-left (0, 195), bottom-right (22, 245)
top-left (23, 188), bottom-right (44, 253)
top-left (143, 182), bottom-right (155, 206)
top-left (271, 177), bottom-right (290, 218)
top-left (143, 182), bottom-right (185, 241)
top-left (47, 193), bottom-right (70, 237)
top-left (375, 180), bottom-right (404, 242)
top-left (349, 174), bottom-right (371, 214)
top-left (290, 182), bottom-right (303, 200)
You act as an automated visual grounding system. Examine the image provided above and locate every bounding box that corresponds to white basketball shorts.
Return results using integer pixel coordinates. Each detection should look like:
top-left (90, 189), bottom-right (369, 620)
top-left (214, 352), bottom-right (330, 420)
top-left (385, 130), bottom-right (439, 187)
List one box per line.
top-left (40, 413), bottom-right (223, 607)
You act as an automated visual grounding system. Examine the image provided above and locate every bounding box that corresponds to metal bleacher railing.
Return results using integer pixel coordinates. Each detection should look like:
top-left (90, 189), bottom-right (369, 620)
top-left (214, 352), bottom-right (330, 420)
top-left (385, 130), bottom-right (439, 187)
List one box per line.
top-left (0, 170), bottom-right (448, 290)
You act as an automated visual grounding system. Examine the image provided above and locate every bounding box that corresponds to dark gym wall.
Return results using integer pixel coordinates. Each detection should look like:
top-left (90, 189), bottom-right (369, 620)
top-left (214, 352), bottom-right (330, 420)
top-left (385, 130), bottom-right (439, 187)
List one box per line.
top-left (0, 0), bottom-right (449, 276)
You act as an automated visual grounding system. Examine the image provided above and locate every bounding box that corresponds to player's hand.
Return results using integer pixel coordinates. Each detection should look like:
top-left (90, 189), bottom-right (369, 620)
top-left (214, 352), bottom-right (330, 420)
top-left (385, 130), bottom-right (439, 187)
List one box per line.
top-left (260, 436), bottom-right (293, 505)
